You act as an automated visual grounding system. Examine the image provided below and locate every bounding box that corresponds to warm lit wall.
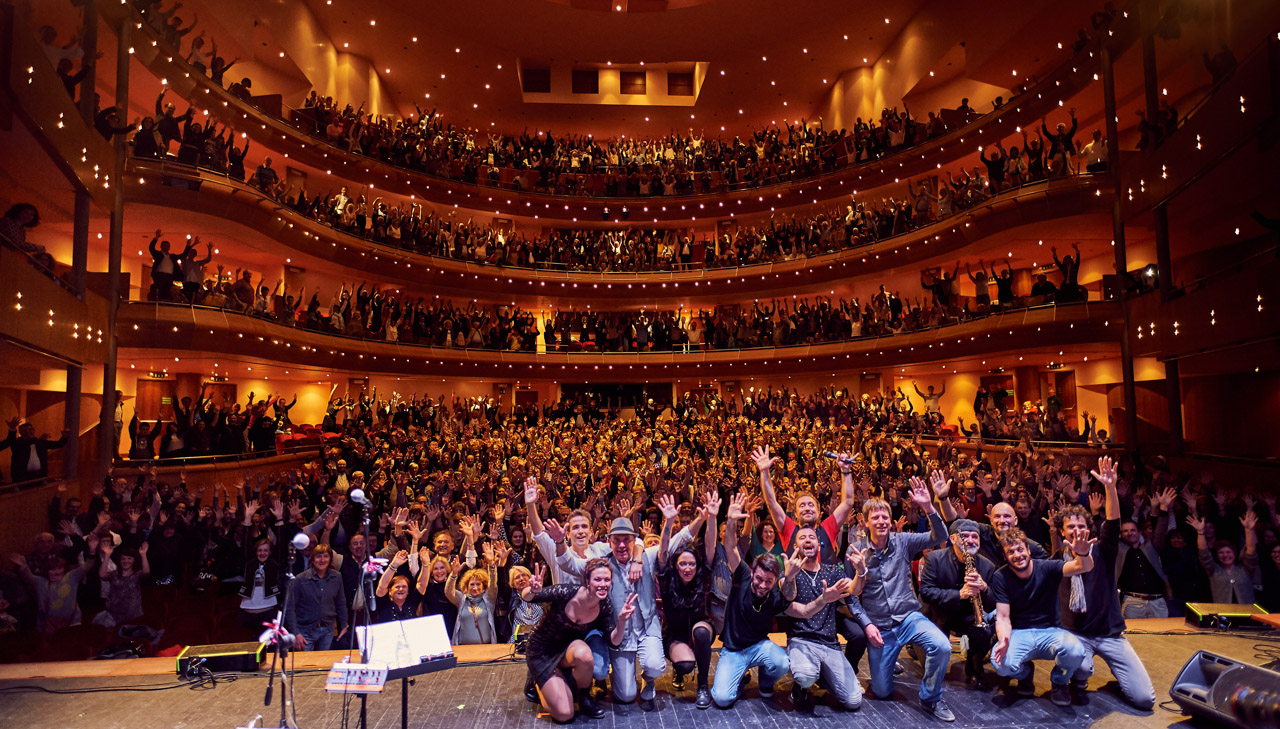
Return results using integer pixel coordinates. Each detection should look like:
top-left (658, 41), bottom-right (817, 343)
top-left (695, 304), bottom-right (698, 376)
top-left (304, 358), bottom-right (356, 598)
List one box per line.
top-left (190, 0), bottom-right (397, 117)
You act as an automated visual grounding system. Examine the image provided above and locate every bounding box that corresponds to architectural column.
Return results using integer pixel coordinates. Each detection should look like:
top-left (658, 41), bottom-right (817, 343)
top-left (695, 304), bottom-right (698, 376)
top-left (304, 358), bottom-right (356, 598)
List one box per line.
top-left (1100, 40), bottom-right (1140, 448)
top-left (98, 19), bottom-right (128, 478)
top-left (1142, 0), bottom-right (1184, 455)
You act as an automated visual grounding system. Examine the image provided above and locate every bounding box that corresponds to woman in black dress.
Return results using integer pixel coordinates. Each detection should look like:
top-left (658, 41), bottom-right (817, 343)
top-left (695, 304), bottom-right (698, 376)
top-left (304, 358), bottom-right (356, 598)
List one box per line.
top-left (657, 491), bottom-right (719, 708)
top-left (522, 558), bottom-right (637, 723)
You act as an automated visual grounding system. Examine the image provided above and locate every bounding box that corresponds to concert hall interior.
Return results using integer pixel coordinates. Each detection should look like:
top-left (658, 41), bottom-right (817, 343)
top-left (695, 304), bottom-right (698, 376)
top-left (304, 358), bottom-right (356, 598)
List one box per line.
top-left (0, 0), bottom-right (1279, 727)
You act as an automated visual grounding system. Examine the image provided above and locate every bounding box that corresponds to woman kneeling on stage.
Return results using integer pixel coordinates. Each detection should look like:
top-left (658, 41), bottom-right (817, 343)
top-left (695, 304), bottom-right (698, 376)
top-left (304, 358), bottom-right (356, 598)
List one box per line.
top-left (522, 557), bottom-right (637, 722)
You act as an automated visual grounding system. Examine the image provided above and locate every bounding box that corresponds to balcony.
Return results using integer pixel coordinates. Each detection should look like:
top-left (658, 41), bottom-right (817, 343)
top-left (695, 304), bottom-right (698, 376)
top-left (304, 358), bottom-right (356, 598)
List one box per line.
top-left (97, 1), bottom-right (1139, 223)
top-left (118, 299), bottom-right (1120, 380)
top-left (123, 162), bottom-right (1111, 303)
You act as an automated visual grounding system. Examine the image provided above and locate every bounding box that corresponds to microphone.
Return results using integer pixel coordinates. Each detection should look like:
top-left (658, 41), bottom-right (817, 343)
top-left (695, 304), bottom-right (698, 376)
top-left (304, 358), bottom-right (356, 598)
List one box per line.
top-left (821, 451), bottom-right (857, 467)
top-left (349, 488), bottom-right (368, 506)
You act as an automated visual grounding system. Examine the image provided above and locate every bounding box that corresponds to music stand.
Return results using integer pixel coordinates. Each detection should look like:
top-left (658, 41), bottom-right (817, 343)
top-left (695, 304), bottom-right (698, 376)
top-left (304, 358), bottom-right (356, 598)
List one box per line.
top-left (354, 615), bottom-right (457, 729)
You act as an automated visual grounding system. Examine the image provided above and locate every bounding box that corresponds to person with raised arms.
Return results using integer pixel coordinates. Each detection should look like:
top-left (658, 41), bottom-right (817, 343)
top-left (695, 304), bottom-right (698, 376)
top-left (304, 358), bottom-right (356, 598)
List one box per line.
top-left (855, 471), bottom-right (953, 721)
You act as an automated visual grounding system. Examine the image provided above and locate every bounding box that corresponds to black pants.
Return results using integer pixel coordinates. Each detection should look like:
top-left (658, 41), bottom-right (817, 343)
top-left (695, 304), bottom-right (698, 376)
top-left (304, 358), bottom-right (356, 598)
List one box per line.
top-left (837, 612), bottom-right (869, 671)
top-left (940, 615), bottom-right (996, 676)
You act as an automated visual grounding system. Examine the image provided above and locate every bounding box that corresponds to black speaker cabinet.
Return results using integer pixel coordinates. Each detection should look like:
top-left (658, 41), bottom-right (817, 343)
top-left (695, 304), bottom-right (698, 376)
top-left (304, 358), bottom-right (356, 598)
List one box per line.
top-left (1171, 650), bottom-right (1280, 729)
top-left (176, 642), bottom-right (266, 675)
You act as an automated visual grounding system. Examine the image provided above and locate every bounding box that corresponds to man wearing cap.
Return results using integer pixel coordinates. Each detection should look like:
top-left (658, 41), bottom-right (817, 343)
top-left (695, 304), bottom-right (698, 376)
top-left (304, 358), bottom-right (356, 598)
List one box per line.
top-left (919, 518), bottom-right (998, 690)
top-left (560, 494), bottom-right (697, 711)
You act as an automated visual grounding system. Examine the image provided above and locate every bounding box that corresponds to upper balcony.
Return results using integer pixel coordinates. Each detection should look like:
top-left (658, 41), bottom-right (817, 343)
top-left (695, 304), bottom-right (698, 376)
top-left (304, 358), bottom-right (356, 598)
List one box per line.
top-left (98, 0), bottom-right (1140, 223)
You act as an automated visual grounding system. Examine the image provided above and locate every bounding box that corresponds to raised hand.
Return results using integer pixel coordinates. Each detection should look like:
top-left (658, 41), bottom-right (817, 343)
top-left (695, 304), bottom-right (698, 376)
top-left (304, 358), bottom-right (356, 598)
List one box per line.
top-left (928, 469), bottom-right (952, 499)
top-left (527, 564), bottom-right (546, 593)
top-left (1186, 514), bottom-right (1206, 534)
top-left (1151, 487), bottom-right (1176, 512)
top-left (491, 503), bottom-right (506, 523)
top-left (481, 541), bottom-right (496, 565)
top-left (704, 489), bottom-right (723, 517)
top-left (1067, 529), bottom-right (1097, 556)
top-left (390, 549), bottom-right (409, 568)
top-left (975, 471), bottom-right (995, 496)
top-left (138, 541), bottom-right (149, 556)
top-left (1241, 511), bottom-right (1259, 532)
top-left (907, 475), bottom-right (933, 508)
top-left (1088, 492), bottom-right (1105, 515)
top-left (544, 518), bottom-right (566, 544)
top-left (657, 493), bottom-right (680, 520)
top-left (1089, 455), bottom-right (1117, 489)
top-left (750, 445), bottom-right (780, 474)
top-left (784, 544), bottom-right (805, 577)
top-left (406, 519), bottom-right (425, 543)
top-left (492, 541), bottom-right (511, 566)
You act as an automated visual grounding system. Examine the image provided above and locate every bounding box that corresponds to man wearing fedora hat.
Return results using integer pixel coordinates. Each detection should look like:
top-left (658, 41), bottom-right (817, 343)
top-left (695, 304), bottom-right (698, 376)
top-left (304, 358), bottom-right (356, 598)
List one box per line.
top-left (561, 494), bottom-right (701, 711)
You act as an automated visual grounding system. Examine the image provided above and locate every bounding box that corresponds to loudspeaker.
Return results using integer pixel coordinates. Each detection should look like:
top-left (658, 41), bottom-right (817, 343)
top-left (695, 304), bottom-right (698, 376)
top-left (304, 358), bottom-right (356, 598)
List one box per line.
top-left (176, 642), bottom-right (266, 675)
top-left (1170, 650), bottom-right (1280, 729)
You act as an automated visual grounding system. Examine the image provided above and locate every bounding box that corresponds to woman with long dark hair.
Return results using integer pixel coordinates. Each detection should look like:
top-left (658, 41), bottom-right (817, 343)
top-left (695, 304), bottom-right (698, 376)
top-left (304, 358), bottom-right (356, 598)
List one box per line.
top-left (522, 558), bottom-right (636, 723)
top-left (657, 490), bottom-right (720, 708)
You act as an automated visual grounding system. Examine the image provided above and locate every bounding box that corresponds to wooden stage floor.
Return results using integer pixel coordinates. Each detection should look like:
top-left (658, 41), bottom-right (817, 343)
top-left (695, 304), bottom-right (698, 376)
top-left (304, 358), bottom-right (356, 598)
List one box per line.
top-left (0, 620), bottom-right (1273, 729)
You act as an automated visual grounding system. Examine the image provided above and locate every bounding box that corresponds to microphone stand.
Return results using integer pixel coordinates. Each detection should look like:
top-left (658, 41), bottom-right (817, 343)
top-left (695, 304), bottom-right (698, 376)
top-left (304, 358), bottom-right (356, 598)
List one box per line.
top-left (264, 523), bottom-right (299, 729)
top-left (354, 498), bottom-right (374, 729)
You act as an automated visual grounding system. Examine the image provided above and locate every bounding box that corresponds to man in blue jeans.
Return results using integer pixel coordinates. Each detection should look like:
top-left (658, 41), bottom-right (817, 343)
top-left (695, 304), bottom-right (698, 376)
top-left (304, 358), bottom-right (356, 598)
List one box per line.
top-left (710, 492), bottom-right (799, 708)
top-left (990, 526), bottom-right (1095, 706)
top-left (856, 472), bottom-right (952, 721)
top-left (285, 543), bottom-right (348, 651)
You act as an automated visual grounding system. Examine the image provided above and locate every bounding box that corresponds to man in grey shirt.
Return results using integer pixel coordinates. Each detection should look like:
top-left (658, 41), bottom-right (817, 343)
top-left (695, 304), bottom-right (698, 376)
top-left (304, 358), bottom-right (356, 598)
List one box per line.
top-left (857, 471), bottom-right (952, 721)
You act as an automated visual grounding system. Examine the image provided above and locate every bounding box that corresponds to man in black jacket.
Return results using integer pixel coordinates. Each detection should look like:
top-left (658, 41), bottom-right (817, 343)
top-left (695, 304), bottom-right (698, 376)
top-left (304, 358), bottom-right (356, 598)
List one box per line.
top-left (2, 418), bottom-right (68, 483)
top-left (920, 519), bottom-right (998, 689)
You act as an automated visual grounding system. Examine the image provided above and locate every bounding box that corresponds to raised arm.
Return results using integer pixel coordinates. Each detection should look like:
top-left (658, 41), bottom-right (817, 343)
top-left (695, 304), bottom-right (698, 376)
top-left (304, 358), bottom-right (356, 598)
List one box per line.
top-left (724, 491), bottom-right (748, 573)
top-left (751, 445), bottom-right (787, 532)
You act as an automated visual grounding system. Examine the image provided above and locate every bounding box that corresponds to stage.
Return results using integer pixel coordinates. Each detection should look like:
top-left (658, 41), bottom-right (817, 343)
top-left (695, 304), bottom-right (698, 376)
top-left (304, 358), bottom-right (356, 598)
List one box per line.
top-left (0, 620), bottom-right (1270, 729)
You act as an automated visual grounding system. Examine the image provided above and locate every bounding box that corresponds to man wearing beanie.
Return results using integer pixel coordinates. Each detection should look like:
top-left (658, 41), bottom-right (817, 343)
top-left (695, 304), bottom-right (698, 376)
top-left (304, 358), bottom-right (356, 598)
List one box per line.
top-left (920, 518), bottom-right (998, 689)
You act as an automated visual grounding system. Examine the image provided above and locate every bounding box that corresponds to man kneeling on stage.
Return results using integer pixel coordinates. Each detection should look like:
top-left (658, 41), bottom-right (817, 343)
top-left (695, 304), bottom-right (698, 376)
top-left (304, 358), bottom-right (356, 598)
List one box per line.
top-left (920, 518), bottom-right (997, 690)
top-left (990, 527), bottom-right (1095, 706)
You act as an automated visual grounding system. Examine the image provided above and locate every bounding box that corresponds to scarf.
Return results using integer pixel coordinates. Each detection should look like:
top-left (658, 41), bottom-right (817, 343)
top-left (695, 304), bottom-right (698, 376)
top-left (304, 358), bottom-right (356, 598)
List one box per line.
top-left (1068, 544), bottom-right (1090, 613)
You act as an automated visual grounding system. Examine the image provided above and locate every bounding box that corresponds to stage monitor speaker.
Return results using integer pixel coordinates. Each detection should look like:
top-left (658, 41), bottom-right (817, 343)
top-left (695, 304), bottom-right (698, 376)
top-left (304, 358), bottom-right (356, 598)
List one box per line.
top-left (176, 642), bottom-right (267, 676)
top-left (1170, 650), bottom-right (1280, 729)
top-left (1186, 603), bottom-right (1269, 630)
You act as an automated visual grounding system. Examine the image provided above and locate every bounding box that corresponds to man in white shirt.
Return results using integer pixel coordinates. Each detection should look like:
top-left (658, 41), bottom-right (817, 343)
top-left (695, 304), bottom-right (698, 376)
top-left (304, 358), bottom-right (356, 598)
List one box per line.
top-left (1081, 130), bottom-right (1108, 173)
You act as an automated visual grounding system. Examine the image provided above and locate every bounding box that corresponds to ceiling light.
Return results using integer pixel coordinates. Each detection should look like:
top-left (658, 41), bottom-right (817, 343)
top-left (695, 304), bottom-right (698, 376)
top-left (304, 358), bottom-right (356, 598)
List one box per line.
top-left (369, 19), bottom-right (376, 25)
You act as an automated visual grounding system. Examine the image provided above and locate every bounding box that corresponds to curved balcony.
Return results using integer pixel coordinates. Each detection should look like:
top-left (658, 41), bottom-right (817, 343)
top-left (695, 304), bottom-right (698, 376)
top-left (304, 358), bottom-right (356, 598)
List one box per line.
top-left (124, 162), bottom-right (1111, 304)
top-left (118, 299), bottom-right (1120, 380)
top-left (100, 1), bottom-right (1139, 223)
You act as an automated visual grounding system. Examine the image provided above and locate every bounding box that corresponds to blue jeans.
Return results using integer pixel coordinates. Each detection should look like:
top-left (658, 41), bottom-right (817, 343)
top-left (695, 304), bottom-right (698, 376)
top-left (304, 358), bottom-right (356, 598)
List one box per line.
top-left (298, 623), bottom-right (334, 652)
top-left (585, 630), bottom-right (611, 682)
top-left (867, 611), bottom-right (951, 702)
top-left (992, 627), bottom-right (1085, 686)
top-left (711, 639), bottom-right (789, 708)
top-left (1071, 633), bottom-right (1156, 710)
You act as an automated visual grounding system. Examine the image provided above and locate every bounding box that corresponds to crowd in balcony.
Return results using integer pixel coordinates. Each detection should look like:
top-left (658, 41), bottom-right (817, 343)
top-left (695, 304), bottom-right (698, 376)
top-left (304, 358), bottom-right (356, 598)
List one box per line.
top-left (141, 229), bottom-right (1093, 353)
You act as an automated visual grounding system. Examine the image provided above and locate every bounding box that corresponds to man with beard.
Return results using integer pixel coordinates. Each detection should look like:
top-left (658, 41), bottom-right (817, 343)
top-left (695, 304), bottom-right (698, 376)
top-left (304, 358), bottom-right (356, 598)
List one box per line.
top-left (1056, 456), bottom-right (1156, 709)
top-left (710, 492), bottom-right (799, 708)
top-left (785, 525), bottom-right (868, 712)
top-left (559, 493), bottom-right (698, 711)
top-left (752, 444), bottom-right (870, 674)
top-left (920, 518), bottom-right (998, 690)
top-left (990, 525), bottom-right (1095, 706)
top-left (856, 472), bottom-right (952, 721)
